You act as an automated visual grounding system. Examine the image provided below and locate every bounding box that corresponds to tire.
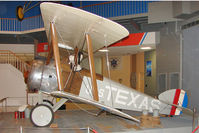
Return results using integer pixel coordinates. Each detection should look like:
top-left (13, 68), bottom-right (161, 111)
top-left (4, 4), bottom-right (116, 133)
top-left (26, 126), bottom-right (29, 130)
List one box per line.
top-left (43, 99), bottom-right (54, 108)
top-left (36, 99), bottom-right (54, 108)
top-left (30, 104), bottom-right (54, 127)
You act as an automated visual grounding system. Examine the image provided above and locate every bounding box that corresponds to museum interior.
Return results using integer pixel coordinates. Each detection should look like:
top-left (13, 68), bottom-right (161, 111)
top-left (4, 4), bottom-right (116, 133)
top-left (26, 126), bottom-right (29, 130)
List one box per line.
top-left (0, 1), bottom-right (199, 133)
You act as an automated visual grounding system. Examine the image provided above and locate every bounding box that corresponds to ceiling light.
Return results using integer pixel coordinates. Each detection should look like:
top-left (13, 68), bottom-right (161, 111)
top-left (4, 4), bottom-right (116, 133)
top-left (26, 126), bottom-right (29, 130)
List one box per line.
top-left (140, 47), bottom-right (152, 50)
top-left (58, 43), bottom-right (74, 50)
top-left (99, 49), bottom-right (109, 52)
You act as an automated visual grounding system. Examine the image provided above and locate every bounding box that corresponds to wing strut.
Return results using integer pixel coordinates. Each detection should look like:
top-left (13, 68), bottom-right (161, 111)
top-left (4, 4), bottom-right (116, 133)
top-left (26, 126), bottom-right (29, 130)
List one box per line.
top-left (46, 41), bottom-right (53, 65)
top-left (85, 34), bottom-right (99, 101)
top-left (50, 22), bottom-right (64, 91)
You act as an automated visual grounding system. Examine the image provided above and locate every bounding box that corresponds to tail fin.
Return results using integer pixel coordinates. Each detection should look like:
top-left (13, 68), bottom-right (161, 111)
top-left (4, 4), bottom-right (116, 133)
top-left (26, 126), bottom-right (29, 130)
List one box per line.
top-left (158, 89), bottom-right (188, 115)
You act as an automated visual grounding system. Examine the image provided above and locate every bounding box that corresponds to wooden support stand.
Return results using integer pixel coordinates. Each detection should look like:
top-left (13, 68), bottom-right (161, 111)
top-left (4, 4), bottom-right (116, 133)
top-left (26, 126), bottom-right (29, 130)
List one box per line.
top-left (140, 115), bottom-right (162, 128)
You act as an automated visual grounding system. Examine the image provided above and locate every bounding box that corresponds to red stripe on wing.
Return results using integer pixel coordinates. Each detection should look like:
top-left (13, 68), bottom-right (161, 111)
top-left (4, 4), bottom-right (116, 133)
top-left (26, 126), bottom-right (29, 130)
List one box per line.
top-left (110, 33), bottom-right (145, 47)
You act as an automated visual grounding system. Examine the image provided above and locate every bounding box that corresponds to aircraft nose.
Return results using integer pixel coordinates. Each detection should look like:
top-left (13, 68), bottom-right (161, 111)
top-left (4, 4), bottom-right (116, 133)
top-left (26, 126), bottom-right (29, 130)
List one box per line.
top-left (27, 60), bottom-right (44, 92)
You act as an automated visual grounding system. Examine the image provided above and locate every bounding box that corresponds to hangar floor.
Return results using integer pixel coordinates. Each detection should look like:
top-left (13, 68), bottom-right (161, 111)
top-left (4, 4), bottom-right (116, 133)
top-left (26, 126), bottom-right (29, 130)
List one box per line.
top-left (0, 110), bottom-right (193, 133)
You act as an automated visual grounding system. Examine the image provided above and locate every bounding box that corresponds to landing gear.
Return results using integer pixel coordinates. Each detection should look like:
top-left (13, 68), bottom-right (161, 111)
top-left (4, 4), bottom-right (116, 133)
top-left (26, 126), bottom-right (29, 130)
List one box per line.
top-left (30, 92), bottom-right (68, 127)
top-left (43, 99), bottom-right (54, 108)
top-left (30, 104), bottom-right (54, 127)
top-left (36, 99), bottom-right (54, 108)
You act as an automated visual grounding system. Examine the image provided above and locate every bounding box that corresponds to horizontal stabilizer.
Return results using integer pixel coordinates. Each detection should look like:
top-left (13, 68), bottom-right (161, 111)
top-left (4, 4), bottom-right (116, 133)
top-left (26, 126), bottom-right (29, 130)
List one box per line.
top-left (158, 89), bottom-right (188, 115)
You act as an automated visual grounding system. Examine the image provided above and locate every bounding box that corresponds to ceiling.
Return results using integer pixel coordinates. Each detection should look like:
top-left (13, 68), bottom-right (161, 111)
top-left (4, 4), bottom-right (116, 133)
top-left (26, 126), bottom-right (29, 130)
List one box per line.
top-left (0, 17), bottom-right (156, 56)
top-left (0, 30), bottom-right (47, 44)
top-left (114, 16), bottom-right (148, 32)
top-left (0, 16), bottom-right (151, 44)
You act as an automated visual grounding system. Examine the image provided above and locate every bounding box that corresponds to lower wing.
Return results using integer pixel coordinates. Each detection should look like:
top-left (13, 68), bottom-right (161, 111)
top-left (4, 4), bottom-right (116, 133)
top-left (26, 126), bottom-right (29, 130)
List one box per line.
top-left (51, 91), bottom-right (140, 123)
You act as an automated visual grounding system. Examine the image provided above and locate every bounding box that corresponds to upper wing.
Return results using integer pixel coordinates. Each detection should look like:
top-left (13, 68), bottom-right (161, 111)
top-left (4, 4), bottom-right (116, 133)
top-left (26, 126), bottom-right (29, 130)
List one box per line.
top-left (51, 91), bottom-right (140, 123)
top-left (40, 2), bottom-right (129, 52)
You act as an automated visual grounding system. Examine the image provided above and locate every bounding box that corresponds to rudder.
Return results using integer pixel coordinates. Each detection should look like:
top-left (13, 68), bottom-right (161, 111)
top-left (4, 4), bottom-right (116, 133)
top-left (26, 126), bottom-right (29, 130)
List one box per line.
top-left (158, 89), bottom-right (188, 115)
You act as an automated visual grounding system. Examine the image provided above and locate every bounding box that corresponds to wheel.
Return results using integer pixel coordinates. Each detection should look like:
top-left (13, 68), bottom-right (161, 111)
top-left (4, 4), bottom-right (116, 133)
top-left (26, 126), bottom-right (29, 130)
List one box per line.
top-left (35, 99), bottom-right (54, 108)
top-left (43, 99), bottom-right (54, 108)
top-left (30, 104), bottom-right (54, 127)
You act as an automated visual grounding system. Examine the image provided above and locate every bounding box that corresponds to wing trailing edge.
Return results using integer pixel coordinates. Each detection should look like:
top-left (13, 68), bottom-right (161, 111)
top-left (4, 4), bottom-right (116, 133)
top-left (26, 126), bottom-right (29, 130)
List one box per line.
top-left (51, 91), bottom-right (140, 123)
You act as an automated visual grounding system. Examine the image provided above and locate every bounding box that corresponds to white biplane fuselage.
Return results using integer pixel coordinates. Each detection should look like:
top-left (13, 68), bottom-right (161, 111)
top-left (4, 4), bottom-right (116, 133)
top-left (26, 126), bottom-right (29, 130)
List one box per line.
top-left (79, 76), bottom-right (161, 113)
top-left (28, 60), bottom-right (186, 117)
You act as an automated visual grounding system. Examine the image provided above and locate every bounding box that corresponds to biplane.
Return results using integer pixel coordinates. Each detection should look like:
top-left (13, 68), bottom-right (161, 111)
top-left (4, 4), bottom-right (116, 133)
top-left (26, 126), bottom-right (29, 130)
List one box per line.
top-left (27, 2), bottom-right (188, 127)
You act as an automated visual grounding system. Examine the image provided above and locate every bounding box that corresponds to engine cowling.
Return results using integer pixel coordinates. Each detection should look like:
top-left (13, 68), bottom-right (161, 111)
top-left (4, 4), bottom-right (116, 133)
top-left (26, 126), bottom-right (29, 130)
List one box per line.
top-left (28, 60), bottom-right (58, 93)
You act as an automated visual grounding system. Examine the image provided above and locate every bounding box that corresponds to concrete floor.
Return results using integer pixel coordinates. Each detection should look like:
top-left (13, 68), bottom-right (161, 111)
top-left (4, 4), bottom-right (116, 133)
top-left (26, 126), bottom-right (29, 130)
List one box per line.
top-left (0, 110), bottom-right (194, 133)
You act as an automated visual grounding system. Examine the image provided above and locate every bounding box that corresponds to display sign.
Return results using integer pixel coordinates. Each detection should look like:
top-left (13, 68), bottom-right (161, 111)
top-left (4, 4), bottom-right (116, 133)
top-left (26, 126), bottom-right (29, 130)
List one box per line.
top-left (146, 61), bottom-right (152, 76)
top-left (37, 42), bottom-right (49, 53)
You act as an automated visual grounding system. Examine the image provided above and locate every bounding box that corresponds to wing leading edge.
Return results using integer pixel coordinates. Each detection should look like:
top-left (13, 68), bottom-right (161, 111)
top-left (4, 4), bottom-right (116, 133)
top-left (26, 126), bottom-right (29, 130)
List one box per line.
top-left (51, 91), bottom-right (140, 123)
top-left (40, 2), bottom-right (129, 52)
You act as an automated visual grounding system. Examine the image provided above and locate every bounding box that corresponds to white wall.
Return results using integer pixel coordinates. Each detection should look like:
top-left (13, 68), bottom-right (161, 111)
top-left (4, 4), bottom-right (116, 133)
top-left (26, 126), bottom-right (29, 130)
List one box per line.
top-left (156, 22), bottom-right (181, 93)
top-left (0, 64), bottom-right (27, 106)
top-left (182, 25), bottom-right (199, 110)
top-left (0, 44), bottom-right (34, 53)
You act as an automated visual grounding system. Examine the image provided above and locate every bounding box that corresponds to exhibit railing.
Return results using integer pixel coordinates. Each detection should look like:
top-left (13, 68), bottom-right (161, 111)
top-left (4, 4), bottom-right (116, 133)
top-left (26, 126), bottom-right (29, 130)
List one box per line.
top-left (0, 50), bottom-right (31, 74)
top-left (0, 95), bottom-right (55, 112)
top-left (0, 97), bottom-right (32, 112)
top-left (0, 1), bottom-right (149, 32)
top-left (0, 15), bottom-right (44, 32)
top-left (0, 126), bottom-right (97, 133)
top-left (80, 1), bottom-right (148, 18)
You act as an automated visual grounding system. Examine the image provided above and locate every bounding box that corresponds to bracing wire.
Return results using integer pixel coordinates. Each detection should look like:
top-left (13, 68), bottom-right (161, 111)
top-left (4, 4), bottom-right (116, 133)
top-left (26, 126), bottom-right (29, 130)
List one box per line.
top-left (104, 34), bottom-right (114, 107)
top-left (62, 68), bottom-right (97, 116)
top-left (78, 71), bottom-right (93, 99)
top-left (64, 67), bottom-right (76, 92)
top-left (56, 25), bottom-right (71, 56)
top-left (55, 24), bottom-right (77, 91)
top-left (159, 94), bottom-right (174, 113)
top-left (159, 92), bottom-right (183, 113)
top-left (63, 70), bottom-right (98, 116)
top-left (64, 68), bottom-right (74, 89)
top-left (69, 99), bottom-right (97, 116)
top-left (50, 23), bottom-right (99, 116)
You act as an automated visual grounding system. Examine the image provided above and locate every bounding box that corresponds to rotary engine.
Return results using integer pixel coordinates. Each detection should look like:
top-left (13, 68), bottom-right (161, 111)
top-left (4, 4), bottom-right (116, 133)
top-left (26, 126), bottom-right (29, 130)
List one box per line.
top-left (28, 60), bottom-right (58, 93)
